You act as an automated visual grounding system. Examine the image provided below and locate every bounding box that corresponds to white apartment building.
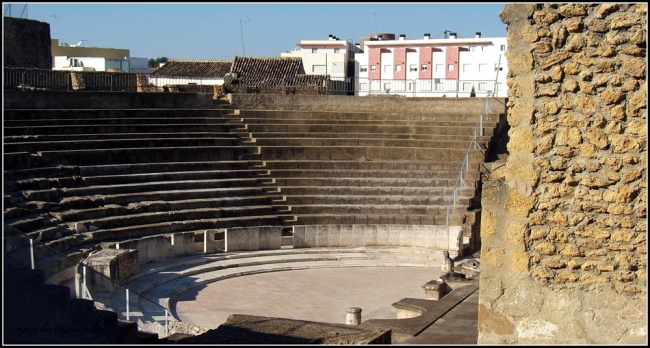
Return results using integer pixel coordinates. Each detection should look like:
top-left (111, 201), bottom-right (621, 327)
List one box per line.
top-left (354, 32), bottom-right (508, 97)
top-left (53, 56), bottom-right (149, 73)
top-left (281, 34), bottom-right (363, 79)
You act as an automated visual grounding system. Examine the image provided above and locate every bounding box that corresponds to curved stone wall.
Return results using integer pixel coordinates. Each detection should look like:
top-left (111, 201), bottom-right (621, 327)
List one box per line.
top-left (479, 3), bottom-right (646, 344)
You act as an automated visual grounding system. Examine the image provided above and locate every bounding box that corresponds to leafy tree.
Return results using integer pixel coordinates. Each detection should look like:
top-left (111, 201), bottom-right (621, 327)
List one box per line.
top-left (470, 86), bottom-right (476, 97)
top-left (148, 56), bottom-right (169, 68)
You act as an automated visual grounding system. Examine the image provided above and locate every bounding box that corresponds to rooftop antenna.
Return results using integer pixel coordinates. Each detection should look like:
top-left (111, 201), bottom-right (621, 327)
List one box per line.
top-left (49, 14), bottom-right (57, 37)
top-left (78, 39), bottom-right (87, 47)
top-left (372, 12), bottom-right (377, 33)
top-left (239, 17), bottom-right (249, 57)
top-left (443, 30), bottom-right (452, 39)
top-left (20, 3), bottom-right (27, 18)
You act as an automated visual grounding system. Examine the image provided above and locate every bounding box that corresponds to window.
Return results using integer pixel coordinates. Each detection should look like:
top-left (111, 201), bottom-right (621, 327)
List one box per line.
top-left (360, 83), bottom-right (368, 91)
top-left (478, 82), bottom-right (488, 91)
top-left (332, 62), bottom-right (343, 73)
top-left (421, 64), bottom-right (428, 71)
top-left (383, 65), bottom-right (392, 73)
top-left (408, 82), bottom-right (415, 91)
top-left (334, 48), bottom-right (340, 53)
top-left (383, 82), bottom-right (392, 91)
top-left (435, 80), bottom-right (444, 91)
top-left (478, 63), bottom-right (487, 72)
top-left (448, 64), bottom-right (454, 71)
top-left (371, 65), bottom-right (377, 71)
top-left (360, 65), bottom-right (368, 72)
top-left (494, 63), bottom-right (503, 72)
top-left (462, 82), bottom-right (472, 91)
top-left (435, 64), bottom-right (443, 72)
top-left (312, 48), bottom-right (318, 53)
top-left (312, 65), bottom-right (326, 74)
top-left (463, 64), bottom-right (471, 72)
top-left (409, 64), bottom-right (417, 72)
top-left (396, 65), bottom-right (402, 72)
top-left (500, 45), bottom-right (506, 51)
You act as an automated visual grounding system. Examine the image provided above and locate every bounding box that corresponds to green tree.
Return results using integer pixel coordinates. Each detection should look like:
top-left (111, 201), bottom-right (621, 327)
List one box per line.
top-left (470, 86), bottom-right (476, 97)
top-left (148, 56), bottom-right (169, 68)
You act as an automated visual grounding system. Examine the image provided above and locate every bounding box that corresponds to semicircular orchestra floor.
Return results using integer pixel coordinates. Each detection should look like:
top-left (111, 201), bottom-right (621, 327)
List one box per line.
top-left (172, 266), bottom-right (443, 328)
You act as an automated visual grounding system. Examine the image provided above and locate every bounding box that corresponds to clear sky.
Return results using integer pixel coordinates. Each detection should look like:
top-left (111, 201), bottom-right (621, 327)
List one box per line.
top-left (9, 2), bottom-right (508, 60)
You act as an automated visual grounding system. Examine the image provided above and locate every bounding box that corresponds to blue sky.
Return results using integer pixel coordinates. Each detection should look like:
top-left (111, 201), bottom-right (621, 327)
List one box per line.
top-left (10, 2), bottom-right (508, 60)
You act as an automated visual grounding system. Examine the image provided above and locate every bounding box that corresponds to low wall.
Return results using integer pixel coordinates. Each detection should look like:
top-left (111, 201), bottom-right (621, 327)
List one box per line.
top-left (224, 226), bottom-right (282, 252)
top-left (77, 249), bottom-right (139, 294)
top-left (292, 224), bottom-right (462, 252)
top-left (116, 232), bottom-right (198, 265)
top-left (3, 90), bottom-right (212, 109)
top-left (228, 93), bottom-right (506, 114)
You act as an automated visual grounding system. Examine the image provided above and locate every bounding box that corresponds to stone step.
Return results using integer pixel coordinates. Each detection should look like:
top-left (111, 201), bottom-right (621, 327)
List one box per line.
top-left (243, 124), bottom-right (497, 136)
top-left (23, 178), bottom-right (268, 200)
top-left (292, 213), bottom-right (466, 226)
top-left (55, 187), bottom-right (268, 210)
top-left (269, 177), bottom-right (475, 188)
top-left (280, 194), bottom-right (471, 207)
top-left (266, 169), bottom-right (480, 180)
top-left (5, 117), bottom-right (232, 126)
top-left (232, 117), bottom-right (498, 128)
top-left (247, 138), bottom-right (489, 149)
top-left (5, 137), bottom-right (241, 153)
top-left (50, 196), bottom-right (275, 222)
top-left (287, 204), bottom-right (468, 216)
top-left (4, 132), bottom-right (231, 143)
top-left (81, 169), bottom-right (266, 186)
top-left (78, 161), bottom-right (254, 176)
top-left (258, 146), bottom-right (485, 162)
top-left (235, 110), bottom-right (503, 123)
top-left (35, 146), bottom-right (257, 165)
top-left (268, 185), bottom-right (476, 197)
top-left (248, 132), bottom-right (495, 142)
top-left (261, 160), bottom-right (483, 171)
top-left (3, 109), bottom-right (226, 120)
top-left (4, 124), bottom-right (237, 136)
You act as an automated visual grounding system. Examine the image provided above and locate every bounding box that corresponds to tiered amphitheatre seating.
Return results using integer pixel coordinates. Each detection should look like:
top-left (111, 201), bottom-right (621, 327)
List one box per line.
top-left (3, 108), bottom-right (289, 280)
top-left (223, 109), bottom-right (500, 228)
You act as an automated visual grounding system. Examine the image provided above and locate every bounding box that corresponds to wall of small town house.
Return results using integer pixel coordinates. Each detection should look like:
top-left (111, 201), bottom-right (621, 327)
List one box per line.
top-left (478, 4), bottom-right (646, 344)
top-left (3, 17), bottom-right (52, 69)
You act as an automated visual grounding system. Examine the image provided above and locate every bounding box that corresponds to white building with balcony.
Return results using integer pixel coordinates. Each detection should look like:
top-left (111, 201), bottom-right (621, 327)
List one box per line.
top-left (53, 56), bottom-right (148, 73)
top-left (281, 34), bottom-right (363, 79)
top-left (354, 32), bottom-right (508, 97)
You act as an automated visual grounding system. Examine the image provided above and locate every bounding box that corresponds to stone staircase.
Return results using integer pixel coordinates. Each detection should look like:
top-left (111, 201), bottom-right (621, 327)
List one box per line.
top-left (3, 256), bottom-right (159, 344)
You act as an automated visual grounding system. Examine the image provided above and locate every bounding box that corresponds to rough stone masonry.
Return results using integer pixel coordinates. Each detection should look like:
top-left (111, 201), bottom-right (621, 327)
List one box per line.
top-left (478, 3), bottom-right (646, 345)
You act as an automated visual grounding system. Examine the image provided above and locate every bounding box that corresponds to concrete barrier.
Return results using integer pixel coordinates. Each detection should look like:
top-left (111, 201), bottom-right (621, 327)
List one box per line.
top-left (293, 224), bottom-right (461, 252)
top-left (224, 226), bottom-right (282, 252)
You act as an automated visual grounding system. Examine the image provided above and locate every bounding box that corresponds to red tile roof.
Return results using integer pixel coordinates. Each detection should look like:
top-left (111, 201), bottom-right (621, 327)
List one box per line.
top-left (231, 56), bottom-right (327, 86)
top-left (149, 59), bottom-right (232, 78)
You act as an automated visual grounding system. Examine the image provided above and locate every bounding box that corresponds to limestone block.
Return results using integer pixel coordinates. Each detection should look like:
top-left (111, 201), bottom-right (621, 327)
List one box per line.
top-left (620, 44), bottom-right (643, 56)
top-left (621, 79), bottom-right (639, 92)
top-left (629, 29), bottom-right (646, 46)
top-left (565, 34), bottom-right (585, 52)
top-left (534, 242), bottom-right (556, 255)
top-left (600, 89), bottom-right (624, 104)
top-left (609, 105), bottom-right (626, 120)
top-left (563, 78), bottom-right (579, 92)
top-left (554, 271), bottom-right (579, 283)
top-left (610, 135), bottom-right (640, 153)
top-left (533, 9), bottom-right (560, 26)
top-left (584, 129), bottom-right (609, 149)
top-left (548, 227), bottom-right (568, 242)
top-left (610, 15), bottom-right (639, 29)
top-left (575, 96), bottom-right (598, 115)
top-left (559, 4), bottom-right (588, 17)
top-left (578, 82), bottom-right (595, 94)
top-left (559, 245), bottom-right (584, 257)
top-left (539, 52), bottom-right (571, 69)
top-left (606, 30), bottom-right (630, 45)
top-left (533, 40), bottom-right (553, 53)
top-left (505, 153), bottom-right (539, 197)
top-left (594, 3), bottom-right (619, 19)
top-left (565, 17), bottom-right (583, 33)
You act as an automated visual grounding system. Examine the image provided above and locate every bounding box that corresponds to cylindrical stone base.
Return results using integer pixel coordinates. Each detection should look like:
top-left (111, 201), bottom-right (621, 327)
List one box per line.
top-left (346, 307), bottom-right (362, 325)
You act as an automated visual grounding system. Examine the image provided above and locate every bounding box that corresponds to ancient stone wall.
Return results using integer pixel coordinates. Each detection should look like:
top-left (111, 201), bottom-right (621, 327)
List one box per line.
top-left (3, 17), bottom-right (52, 69)
top-left (478, 4), bottom-right (646, 344)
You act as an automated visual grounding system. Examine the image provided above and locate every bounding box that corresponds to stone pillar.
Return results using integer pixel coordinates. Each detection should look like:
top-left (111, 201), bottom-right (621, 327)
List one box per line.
top-left (346, 307), bottom-right (362, 325)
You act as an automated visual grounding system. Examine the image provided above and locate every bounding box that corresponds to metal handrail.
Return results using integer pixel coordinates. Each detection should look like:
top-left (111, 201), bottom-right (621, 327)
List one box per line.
top-left (3, 223), bottom-right (171, 337)
top-left (445, 91), bottom-right (494, 226)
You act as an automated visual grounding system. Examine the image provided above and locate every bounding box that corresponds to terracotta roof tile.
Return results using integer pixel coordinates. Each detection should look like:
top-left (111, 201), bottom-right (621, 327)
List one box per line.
top-left (149, 59), bottom-right (232, 78)
top-left (231, 56), bottom-right (323, 86)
